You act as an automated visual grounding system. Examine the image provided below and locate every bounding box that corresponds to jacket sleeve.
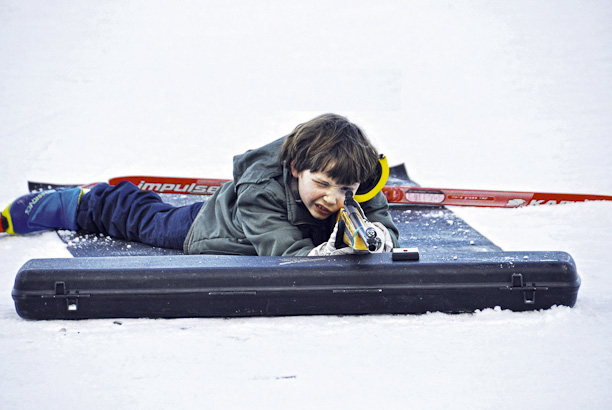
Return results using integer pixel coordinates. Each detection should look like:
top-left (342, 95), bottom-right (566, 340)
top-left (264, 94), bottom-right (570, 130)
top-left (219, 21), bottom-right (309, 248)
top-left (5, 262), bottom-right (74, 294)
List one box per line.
top-left (361, 191), bottom-right (400, 247)
top-left (236, 182), bottom-right (315, 256)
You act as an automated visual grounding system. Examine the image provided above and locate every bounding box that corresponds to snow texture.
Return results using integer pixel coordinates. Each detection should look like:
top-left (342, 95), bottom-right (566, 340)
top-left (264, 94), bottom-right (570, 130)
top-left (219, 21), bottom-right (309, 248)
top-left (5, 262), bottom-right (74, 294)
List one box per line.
top-left (1, 1), bottom-right (611, 409)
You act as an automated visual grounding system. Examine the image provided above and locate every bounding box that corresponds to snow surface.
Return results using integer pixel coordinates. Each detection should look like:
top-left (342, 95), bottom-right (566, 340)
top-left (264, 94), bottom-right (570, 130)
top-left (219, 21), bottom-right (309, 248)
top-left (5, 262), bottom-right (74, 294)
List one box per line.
top-left (1, 1), bottom-right (611, 408)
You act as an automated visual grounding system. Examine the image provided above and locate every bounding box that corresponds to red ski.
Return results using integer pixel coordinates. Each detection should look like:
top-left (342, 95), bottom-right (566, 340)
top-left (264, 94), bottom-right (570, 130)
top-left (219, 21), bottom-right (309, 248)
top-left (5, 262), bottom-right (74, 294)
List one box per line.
top-left (109, 176), bottom-right (230, 196)
top-left (107, 175), bottom-right (612, 208)
top-left (381, 186), bottom-right (612, 207)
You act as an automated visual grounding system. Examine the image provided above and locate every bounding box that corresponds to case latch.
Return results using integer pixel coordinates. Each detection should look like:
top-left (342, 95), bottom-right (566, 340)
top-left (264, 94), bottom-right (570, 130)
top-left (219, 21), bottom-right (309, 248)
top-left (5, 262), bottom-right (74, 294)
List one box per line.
top-left (503, 273), bottom-right (548, 305)
top-left (53, 281), bottom-right (83, 312)
top-left (54, 281), bottom-right (66, 295)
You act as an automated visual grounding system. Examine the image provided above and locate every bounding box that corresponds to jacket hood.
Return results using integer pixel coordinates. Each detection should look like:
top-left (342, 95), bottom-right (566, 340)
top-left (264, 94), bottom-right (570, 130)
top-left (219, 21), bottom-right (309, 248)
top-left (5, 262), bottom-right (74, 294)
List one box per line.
top-left (232, 137), bottom-right (285, 187)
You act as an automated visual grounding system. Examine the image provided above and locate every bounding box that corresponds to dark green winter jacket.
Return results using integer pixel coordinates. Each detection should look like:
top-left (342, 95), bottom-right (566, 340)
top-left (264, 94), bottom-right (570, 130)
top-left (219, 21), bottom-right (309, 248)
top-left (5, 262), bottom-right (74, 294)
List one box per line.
top-left (183, 137), bottom-right (399, 256)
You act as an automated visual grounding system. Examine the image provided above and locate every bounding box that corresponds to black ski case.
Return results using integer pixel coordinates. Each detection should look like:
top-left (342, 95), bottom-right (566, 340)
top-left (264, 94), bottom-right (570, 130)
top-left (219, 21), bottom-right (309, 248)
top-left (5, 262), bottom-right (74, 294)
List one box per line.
top-left (12, 251), bottom-right (579, 320)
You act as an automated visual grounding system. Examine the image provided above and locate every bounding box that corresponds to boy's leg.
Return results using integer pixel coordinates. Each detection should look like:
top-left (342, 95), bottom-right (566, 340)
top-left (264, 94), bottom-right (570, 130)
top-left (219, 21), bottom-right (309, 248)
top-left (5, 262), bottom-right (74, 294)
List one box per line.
top-left (77, 181), bottom-right (203, 250)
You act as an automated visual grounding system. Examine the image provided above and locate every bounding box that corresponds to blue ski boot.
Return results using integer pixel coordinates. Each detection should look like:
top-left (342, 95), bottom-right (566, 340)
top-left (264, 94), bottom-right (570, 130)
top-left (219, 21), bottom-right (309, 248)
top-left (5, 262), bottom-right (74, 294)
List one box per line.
top-left (1, 188), bottom-right (83, 234)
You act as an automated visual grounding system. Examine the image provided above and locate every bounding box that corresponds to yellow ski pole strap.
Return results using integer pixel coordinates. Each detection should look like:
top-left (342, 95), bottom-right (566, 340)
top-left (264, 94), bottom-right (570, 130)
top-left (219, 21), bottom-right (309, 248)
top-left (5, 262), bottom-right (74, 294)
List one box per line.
top-left (354, 155), bottom-right (389, 203)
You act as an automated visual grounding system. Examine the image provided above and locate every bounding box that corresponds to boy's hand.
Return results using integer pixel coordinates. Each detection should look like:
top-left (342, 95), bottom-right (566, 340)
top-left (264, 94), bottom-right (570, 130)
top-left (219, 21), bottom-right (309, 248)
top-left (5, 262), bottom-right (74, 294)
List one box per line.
top-left (308, 221), bottom-right (368, 256)
top-left (370, 222), bottom-right (394, 253)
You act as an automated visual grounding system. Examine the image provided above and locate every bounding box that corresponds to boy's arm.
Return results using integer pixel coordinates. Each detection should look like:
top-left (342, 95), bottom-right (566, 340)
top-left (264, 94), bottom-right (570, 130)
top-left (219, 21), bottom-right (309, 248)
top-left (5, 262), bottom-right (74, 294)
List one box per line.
top-left (236, 183), bottom-right (315, 256)
top-left (360, 192), bottom-right (400, 247)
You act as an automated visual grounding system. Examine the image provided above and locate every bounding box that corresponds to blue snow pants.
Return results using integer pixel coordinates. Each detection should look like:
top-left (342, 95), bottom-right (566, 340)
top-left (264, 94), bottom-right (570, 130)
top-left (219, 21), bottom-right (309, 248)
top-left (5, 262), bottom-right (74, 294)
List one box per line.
top-left (76, 181), bottom-right (204, 250)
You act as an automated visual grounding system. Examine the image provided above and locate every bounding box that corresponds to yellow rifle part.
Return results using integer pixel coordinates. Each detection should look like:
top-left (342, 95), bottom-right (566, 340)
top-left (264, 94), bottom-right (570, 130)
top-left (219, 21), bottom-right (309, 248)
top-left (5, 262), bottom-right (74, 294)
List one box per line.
top-left (337, 191), bottom-right (382, 252)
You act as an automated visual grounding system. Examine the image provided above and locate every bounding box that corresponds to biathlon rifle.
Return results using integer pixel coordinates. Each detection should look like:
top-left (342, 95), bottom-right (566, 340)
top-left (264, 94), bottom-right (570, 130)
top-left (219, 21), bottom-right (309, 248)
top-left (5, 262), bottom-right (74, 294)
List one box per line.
top-left (336, 191), bottom-right (382, 253)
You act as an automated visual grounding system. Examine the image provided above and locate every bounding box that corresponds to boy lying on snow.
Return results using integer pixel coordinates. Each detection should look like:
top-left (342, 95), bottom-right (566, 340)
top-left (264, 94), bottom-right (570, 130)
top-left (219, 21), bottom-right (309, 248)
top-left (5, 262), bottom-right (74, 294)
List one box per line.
top-left (1, 114), bottom-right (399, 256)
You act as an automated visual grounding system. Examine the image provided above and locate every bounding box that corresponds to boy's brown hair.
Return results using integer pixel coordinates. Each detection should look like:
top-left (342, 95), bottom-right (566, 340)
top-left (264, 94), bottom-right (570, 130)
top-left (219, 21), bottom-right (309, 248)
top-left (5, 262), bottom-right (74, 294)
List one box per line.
top-left (280, 113), bottom-right (379, 185)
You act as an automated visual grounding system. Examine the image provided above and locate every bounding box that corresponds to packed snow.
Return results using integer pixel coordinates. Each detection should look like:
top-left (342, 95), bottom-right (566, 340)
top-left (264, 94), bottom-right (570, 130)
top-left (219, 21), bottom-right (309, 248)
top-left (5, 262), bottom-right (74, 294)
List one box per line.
top-left (1, 1), bottom-right (611, 409)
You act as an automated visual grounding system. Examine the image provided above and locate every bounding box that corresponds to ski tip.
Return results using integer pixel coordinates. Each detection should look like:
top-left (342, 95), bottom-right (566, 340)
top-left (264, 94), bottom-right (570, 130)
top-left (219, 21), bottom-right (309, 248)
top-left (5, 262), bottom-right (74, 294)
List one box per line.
top-left (388, 163), bottom-right (410, 182)
top-left (27, 181), bottom-right (100, 193)
top-left (28, 181), bottom-right (74, 192)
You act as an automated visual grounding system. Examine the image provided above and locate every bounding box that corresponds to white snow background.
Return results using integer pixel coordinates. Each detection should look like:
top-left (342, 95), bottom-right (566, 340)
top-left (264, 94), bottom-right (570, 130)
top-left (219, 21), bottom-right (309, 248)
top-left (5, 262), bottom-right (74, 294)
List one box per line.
top-left (1, 1), bottom-right (611, 409)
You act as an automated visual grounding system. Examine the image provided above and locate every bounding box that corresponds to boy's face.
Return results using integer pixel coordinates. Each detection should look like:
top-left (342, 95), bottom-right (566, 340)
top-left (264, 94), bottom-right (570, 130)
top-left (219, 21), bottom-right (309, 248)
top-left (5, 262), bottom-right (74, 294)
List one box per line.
top-left (291, 167), bottom-right (360, 220)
